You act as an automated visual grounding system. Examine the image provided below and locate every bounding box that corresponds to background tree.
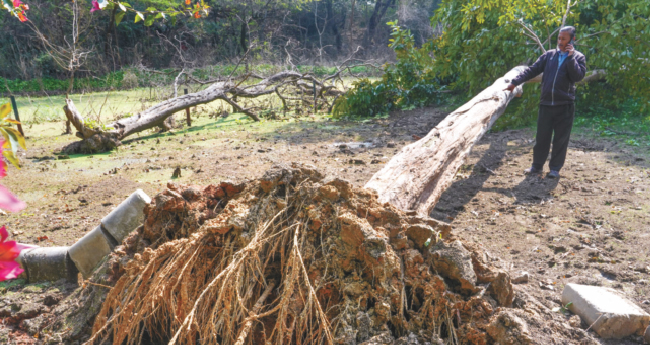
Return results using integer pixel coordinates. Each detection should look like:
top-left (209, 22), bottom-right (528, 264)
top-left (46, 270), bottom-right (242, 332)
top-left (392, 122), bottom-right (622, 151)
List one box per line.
top-left (429, 0), bottom-right (649, 127)
top-left (334, 0), bottom-right (649, 126)
top-left (0, 0), bottom-right (444, 90)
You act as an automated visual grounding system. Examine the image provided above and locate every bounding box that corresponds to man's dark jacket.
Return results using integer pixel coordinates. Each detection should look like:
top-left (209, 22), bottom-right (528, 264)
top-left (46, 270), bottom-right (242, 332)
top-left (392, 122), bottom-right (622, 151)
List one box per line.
top-left (511, 49), bottom-right (586, 106)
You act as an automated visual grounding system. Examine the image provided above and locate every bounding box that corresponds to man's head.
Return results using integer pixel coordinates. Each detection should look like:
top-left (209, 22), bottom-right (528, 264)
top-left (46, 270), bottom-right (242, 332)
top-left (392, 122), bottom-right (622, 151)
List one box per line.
top-left (557, 26), bottom-right (576, 52)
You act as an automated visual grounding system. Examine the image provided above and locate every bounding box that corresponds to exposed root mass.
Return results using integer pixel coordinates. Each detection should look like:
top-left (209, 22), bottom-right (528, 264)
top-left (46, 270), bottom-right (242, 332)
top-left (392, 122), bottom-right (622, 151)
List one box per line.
top-left (84, 163), bottom-right (532, 345)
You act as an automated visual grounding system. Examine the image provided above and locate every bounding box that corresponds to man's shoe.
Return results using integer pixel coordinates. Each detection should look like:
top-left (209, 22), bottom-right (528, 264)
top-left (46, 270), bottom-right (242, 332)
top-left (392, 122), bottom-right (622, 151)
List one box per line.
top-left (547, 170), bottom-right (560, 178)
top-left (524, 166), bottom-right (542, 174)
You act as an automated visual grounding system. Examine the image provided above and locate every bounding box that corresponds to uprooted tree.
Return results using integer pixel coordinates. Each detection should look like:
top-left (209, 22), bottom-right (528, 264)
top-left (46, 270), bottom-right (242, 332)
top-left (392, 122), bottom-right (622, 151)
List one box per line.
top-left (40, 62), bottom-right (610, 345)
top-left (61, 69), bottom-right (354, 153)
top-left (45, 164), bottom-right (547, 345)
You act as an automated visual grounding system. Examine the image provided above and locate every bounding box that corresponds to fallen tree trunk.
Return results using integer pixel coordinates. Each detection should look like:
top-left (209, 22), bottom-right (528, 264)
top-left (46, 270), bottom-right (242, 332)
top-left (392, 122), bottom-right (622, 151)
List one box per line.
top-left (365, 66), bottom-right (526, 215)
top-left (366, 67), bottom-right (607, 215)
top-left (62, 71), bottom-right (345, 154)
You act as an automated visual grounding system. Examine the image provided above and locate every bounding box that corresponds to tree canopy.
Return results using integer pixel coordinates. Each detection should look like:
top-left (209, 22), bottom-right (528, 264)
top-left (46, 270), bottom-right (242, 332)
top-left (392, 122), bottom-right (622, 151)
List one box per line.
top-left (335, 0), bottom-right (649, 127)
top-left (435, 0), bottom-right (648, 120)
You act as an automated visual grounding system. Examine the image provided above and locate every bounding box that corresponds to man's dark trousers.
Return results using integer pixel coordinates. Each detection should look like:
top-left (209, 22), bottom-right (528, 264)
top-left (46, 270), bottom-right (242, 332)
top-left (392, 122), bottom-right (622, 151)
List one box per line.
top-left (532, 103), bottom-right (574, 171)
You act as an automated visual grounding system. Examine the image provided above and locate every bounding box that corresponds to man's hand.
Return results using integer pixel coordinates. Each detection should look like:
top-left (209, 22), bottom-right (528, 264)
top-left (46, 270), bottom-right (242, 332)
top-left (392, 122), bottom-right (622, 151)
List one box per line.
top-left (503, 84), bottom-right (516, 92)
top-left (566, 44), bottom-right (575, 56)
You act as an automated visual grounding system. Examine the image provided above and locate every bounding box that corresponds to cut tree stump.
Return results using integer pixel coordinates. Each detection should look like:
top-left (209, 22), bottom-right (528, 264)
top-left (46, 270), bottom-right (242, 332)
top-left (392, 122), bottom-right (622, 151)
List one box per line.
top-left (365, 66), bottom-right (526, 216)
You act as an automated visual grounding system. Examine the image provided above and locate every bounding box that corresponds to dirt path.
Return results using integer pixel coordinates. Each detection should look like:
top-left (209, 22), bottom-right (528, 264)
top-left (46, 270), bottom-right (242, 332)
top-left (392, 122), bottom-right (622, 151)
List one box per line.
top-left (2, 107), bottom-right (649, 344)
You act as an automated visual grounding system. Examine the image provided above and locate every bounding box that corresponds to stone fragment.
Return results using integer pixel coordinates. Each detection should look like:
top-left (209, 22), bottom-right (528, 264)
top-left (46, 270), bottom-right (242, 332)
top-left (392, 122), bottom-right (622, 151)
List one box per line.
top-left (429, 240), bottom-right (477, 294)
top-left (356, 312), bottom-right (371, 343)
top-left (21, 314), bottom-right (48, 334)
top-left (14, 302), bottom-right (46, 320)
top-left (512, 272), bottom-right (530, 284)
top-left (568, 315), bottom-right (582, 328)
top-left (487, 271), bottom-right (514, 307)
top-left (359, 332), bottom-right (394, 345)
top-left (405, 223), bottom-right (435, 249)
top-left (561, 283), bottom-right (650, 338)
top-left (43, 294), bottom-right (62, 307)
top-left (486, 310), bottom-right (532, 345)
top-left (318, 185), bottom-right (339, 200)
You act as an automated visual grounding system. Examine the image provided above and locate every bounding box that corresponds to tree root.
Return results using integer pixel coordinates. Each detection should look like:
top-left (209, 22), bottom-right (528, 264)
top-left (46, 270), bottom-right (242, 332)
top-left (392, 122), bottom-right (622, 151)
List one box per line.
top-left (80, 163), bottom-right (520, 345)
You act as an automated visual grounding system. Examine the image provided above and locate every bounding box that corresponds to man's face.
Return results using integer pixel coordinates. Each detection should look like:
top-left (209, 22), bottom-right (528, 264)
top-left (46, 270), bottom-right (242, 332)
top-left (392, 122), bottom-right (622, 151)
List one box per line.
top-left (557, 31), bottom-right (572, 52)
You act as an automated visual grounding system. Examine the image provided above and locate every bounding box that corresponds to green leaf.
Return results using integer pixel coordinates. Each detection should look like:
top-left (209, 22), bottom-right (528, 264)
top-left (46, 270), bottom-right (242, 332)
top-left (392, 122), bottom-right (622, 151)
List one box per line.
top-left (115, 11), bottom-right (125, 26)
top-left (0, 103), bottom-right (11, 120)
top-left (135, 12), bottom-right (144, 23)
top-left (3, 127), bottom-right (25, 150)
top-left (0, 128), bottom-right (18, 156)
top-left (144, 15), bottom-right (155, 26)
top-left (3, 150), bottom-right (19, 169)
top-left (118, 2), bottom-right (126, 11)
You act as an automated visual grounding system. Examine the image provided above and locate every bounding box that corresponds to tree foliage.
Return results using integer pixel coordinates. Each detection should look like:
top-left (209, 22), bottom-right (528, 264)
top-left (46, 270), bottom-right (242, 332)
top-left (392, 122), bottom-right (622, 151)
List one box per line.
top-left (333, 21), bottom-right (447, 118)
top-left (337, 0), bottom-right (650, 127)
top-left (433, 0), bottom-right (650, 127)
top-left (0, 0), bottom-right (413, 84)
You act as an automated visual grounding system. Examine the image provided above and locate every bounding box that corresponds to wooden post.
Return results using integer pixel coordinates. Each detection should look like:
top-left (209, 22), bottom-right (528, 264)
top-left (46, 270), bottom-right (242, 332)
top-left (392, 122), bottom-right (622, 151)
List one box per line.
top-left (9, 96), bottom-right (25, 136)
top-left (313, 80), bottom-right (317, 111)
top-left (184, 88), bottom-right (191, 127)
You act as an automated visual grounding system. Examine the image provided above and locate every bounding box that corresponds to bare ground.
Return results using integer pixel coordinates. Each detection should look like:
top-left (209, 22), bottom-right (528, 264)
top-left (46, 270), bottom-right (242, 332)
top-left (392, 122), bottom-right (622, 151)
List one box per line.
top-left (1, 106), bottom-right (649, 344)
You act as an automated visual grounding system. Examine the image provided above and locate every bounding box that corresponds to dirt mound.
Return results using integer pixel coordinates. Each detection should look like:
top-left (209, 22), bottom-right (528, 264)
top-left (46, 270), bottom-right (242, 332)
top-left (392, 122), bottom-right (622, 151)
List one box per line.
top-left (41, 163), bottom-right (598, 345)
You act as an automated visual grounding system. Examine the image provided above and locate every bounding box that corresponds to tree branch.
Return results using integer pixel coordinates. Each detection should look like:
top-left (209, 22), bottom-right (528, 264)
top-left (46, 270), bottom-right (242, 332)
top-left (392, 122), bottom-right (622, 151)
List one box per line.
top-left (517, 20), bottom-right (546, 53)
top-left (525, 69), bottom-right (606, 84)
top-left (561, 0), bottom-right (572, 29)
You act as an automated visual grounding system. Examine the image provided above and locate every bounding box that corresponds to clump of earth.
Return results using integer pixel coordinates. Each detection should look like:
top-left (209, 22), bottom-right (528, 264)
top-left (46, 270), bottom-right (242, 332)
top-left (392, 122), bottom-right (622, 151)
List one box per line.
top-left (7, 164), bottom-right (602, 345)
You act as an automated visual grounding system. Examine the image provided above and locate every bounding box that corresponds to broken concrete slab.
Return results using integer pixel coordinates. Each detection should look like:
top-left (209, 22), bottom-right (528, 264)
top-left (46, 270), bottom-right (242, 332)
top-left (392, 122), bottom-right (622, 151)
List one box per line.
top-left (101, 189), bottom-right (151, 243)
top-left (561, 283), bottom-right (650, 338)
top-left (68, 226), bottom-right (113, 278)
top-left (16, 246), bottom-right (77, 283)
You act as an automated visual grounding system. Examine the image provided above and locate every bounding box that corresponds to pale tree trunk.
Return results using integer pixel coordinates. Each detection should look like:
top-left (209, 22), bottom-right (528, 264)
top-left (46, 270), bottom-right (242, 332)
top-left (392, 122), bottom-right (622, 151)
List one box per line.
top-left (365, 66), bottom-right (606, 216)
top-left (365, 66), bottom-right (526, 215)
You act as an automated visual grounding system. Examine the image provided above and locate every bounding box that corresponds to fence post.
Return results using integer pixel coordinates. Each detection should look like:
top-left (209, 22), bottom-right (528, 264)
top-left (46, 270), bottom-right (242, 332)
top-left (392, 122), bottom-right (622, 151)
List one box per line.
top-left (312, 80), bottom-right (317, 112)
top-left (9, 96), bottom-right (25, 136)
top-left (184, 88), bottom-right (191, 127)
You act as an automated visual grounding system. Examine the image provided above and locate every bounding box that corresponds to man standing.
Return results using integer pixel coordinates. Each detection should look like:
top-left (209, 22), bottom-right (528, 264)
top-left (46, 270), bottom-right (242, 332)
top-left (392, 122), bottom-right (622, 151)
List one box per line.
top-left (504, 26), bottom-right (586, 178)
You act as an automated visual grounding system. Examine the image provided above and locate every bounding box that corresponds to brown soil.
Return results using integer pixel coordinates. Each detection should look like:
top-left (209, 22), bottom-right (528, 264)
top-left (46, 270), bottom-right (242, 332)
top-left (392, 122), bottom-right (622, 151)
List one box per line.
top-left (1, 107), bottom-right (649, 344)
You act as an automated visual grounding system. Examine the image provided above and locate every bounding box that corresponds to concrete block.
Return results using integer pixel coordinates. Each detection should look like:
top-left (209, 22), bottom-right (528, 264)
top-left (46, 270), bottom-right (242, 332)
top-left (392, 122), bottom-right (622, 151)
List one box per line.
top-left (68, 226), bottom-right (113, 278)
top-left (17, 247), bottom-right (77, 283)
top-left (562, 283), bottom-right (650, 338)
top-left (101, 189), bottom-right (151, 243)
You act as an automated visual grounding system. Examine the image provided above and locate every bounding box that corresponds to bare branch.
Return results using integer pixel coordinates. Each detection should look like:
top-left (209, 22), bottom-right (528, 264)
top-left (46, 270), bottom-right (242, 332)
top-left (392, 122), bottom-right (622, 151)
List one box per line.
top-left (516, 20), bottom-right (546, 53)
